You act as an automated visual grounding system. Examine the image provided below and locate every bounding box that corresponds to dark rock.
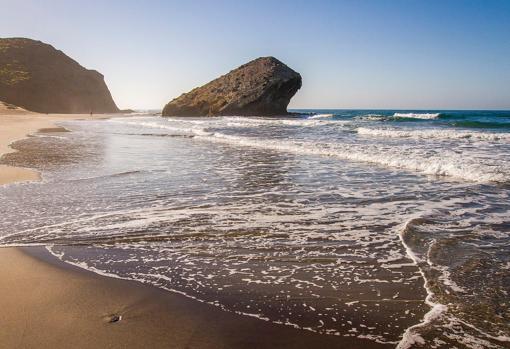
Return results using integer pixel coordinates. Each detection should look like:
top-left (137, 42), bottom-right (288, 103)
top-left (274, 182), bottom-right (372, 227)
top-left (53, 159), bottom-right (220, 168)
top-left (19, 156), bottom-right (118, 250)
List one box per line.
top-left (162, 57), bottom-right (301, 117)
top-left (0, 38), bottom-right (119, 114)
top-left (108, 314), bottom-right (122, 323)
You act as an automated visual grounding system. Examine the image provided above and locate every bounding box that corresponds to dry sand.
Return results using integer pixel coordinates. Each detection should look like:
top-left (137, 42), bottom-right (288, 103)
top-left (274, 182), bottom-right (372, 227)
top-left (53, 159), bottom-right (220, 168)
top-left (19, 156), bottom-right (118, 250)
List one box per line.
top-left (0, 111), bottom-right (391, 348)
top-left (0, 101), bottom-right (37, 115)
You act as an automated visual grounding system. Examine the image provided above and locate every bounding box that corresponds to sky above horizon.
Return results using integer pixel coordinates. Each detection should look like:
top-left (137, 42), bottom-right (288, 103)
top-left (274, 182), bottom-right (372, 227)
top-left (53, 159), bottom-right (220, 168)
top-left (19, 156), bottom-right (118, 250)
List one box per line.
top-left (1, 0), bottom-right (509, 110)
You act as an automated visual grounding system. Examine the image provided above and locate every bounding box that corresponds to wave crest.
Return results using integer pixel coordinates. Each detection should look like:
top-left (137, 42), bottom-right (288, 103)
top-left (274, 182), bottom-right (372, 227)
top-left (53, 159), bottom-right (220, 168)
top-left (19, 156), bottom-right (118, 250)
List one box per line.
top-left (393, 113), bottom-right (441, 120)
top-left (357, 127), bottom-right (510, 142)
top-left (308, 113), bottom-right (334, 119)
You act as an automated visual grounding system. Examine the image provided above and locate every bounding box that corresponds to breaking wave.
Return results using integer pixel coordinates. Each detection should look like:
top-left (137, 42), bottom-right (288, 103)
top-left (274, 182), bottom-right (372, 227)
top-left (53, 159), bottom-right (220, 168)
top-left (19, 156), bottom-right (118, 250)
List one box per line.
top-left (108, 119), bottom-right (510, 183)
top-left (393, 113), bottom-right (441, 120)
top-left (357, 127), bottom-right (510, 142)
top-left (200, 133), bottom-right (509, 183)
top-left (308, 113), bottom-right (334, 119)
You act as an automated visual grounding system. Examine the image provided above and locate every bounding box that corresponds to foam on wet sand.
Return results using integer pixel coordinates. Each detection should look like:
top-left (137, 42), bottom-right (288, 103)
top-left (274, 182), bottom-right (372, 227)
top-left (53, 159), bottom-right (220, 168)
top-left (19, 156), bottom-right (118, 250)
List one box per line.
top-left (0, 247), bottom-right (391, 348)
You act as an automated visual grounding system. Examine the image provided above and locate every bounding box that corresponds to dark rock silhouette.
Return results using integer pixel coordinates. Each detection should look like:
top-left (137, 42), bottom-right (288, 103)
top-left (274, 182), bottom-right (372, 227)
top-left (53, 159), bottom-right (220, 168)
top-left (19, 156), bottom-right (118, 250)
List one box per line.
top-left (162, 57), bottom-right (301, 117)
top-left (0, 38), bottom-right (119, 114)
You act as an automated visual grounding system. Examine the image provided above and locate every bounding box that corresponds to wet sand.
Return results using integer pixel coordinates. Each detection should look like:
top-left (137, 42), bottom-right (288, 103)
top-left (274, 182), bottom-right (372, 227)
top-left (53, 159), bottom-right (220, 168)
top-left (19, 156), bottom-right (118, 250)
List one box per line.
top-left (0, 112), bottom-right (392, 348)
top-left (0, 112), bottom-right (108, 185)
top-left (0, 247), bottom-right (391, 348)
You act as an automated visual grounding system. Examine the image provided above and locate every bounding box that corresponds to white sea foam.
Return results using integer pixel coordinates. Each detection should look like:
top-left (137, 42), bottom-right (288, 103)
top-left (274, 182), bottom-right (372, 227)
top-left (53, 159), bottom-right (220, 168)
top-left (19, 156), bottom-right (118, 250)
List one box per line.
top-left (354, 114), bottom-right (386, 121)
top-left (357, 127), bottom-right (510, 142)
top-left (396, 212), bottom-right (510, 347)
top-left (105, 118), bottom-right (510, 183)
top-left (200, 133), bottom-right (509, 183)
top-left (221, 116), bottom-right (343, 127)
top-left (44, 242), bottom-right (400, 344)
top-left (308, 113), bottom-right (334, 119)
top-left (110, 119), bottom-right (213, 136)
top-left (396, 217), bottom-right (449, 349)
top-left (115, 115), bottom-right (348, 132)
top-left (393, 113), bottom-right (441, 120)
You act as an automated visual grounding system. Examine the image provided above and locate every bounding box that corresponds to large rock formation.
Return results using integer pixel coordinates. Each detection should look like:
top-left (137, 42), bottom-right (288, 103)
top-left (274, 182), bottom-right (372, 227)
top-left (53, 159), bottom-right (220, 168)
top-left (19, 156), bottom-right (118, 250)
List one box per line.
top-left (162, 57), bottom-right (301, 117)
top-left (0, 38), bottom-right (119, 114)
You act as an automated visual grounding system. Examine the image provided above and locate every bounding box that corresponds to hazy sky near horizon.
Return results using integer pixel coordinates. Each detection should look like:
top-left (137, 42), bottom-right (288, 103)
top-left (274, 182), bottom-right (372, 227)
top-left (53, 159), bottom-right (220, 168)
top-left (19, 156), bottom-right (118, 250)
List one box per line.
top-left (1, 0), bottom-right (509, 110)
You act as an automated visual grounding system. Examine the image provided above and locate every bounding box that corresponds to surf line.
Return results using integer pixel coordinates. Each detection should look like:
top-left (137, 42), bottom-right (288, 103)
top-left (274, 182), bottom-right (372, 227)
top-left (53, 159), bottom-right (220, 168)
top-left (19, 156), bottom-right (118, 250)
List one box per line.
top-left (395, 216), bottom-right (448, 349)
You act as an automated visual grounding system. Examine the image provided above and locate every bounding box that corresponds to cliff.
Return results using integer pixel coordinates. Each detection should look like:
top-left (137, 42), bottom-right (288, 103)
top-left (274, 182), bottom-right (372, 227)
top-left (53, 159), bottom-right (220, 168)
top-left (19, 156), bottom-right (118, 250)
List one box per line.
top-left (0, 38), bottom-right (119, 114)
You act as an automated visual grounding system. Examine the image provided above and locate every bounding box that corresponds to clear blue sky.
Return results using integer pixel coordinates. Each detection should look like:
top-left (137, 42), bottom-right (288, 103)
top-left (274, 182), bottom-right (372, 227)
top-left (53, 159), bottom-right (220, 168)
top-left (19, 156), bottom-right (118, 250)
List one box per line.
top-left (1, 0), bottom-right (509, 110)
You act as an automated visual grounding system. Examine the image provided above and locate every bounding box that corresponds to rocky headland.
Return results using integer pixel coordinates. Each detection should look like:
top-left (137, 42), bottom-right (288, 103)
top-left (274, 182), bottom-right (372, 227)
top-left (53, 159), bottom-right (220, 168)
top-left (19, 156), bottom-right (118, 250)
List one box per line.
top-left (0, 38), bottom-right (119, 114)
top-left (162, 57), bottom-right (301, 117)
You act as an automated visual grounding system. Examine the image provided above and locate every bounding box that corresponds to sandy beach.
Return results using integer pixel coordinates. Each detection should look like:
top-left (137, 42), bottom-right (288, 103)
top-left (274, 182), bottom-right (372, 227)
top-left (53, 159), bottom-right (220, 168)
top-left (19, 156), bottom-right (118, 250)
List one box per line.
top-left (0, 247), bottom-right (391, 349)
top-left (0, 107), bottom-right (109, 185)
top-left (0, 111), bottom-right (390, 348)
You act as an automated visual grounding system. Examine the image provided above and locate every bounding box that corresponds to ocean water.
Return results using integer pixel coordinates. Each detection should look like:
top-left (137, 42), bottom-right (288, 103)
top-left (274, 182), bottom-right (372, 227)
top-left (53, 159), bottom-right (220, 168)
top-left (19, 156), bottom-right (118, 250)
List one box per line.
top-left (0, 109), bottom-right (509, 348)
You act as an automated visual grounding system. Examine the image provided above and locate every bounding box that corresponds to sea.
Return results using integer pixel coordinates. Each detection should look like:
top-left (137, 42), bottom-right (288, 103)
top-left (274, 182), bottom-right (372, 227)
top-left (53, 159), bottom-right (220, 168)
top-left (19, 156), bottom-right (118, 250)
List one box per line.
top-left (0, 109), bottom-right (509, 348)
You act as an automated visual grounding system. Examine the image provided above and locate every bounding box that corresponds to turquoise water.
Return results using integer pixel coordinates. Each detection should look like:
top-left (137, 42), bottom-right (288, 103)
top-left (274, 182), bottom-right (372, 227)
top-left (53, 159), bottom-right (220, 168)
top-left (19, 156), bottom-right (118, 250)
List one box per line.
top-left (291, 109), bottom-right (510, 129)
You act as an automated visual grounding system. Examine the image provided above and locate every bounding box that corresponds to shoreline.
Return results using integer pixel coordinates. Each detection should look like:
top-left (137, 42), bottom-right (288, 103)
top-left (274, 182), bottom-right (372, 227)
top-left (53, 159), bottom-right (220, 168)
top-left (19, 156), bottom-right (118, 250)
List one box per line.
top-left (0, 112), bottom-right (111, 185)
top-left (0, 113), bottom-right (392, 348)
top-left (0, 247), bottom-right (391, 348)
